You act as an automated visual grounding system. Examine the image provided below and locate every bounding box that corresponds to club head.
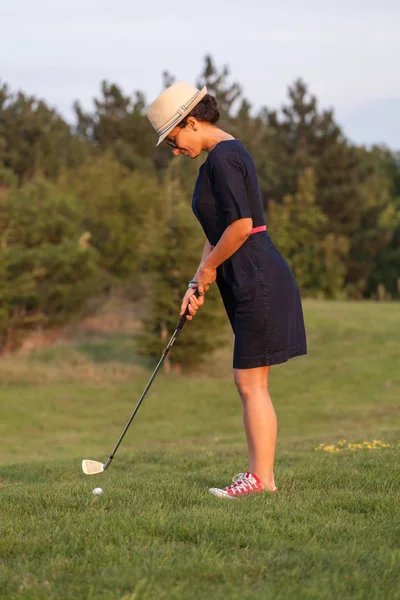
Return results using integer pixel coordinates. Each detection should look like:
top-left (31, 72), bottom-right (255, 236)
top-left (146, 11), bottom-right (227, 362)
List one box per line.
top-left (82, 459), bottom-right (105, 475)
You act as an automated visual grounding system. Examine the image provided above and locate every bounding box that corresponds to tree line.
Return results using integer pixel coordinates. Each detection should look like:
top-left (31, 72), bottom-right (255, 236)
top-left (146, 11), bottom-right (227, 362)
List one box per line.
top-left (0, 56), bottom-right (399, 366)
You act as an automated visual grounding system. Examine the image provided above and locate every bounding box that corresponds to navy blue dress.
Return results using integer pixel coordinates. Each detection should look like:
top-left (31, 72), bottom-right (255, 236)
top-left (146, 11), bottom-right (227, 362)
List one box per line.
top-left (192, 139), bottom-right (307, 369)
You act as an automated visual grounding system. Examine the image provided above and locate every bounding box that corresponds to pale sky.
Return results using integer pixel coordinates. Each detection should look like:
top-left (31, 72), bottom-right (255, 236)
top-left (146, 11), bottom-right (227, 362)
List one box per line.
top-left (1, 0), bottom-right (400, 148)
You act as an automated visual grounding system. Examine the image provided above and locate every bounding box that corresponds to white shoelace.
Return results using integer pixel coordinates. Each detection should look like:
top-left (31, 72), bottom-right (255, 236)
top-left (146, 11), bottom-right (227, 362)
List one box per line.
top-left (227, 473), bottom-right (255, 493)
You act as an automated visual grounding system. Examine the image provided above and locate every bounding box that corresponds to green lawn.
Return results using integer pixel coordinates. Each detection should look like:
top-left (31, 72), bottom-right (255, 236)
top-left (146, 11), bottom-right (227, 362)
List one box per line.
top-left (0, 301), bottom-right (399, 599)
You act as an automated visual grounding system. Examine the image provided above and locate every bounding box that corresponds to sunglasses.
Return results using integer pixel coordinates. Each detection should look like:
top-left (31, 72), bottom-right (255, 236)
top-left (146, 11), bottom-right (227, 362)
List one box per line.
top-left (166, 139), bottom-right (180, 149)
top-left (166, 122), bottom-right (187, 149)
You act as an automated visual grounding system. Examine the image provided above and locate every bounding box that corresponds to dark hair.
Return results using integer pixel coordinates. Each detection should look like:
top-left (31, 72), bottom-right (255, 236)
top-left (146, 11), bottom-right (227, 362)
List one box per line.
top-left (178, 93), bottom-right (220, 128)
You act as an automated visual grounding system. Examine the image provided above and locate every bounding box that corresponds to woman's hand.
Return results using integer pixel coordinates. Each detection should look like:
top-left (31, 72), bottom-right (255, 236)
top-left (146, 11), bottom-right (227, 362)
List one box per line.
top-left (180, 288), bottom-right (205, 321)
top-left (197, 263), bottom-right (217, 296)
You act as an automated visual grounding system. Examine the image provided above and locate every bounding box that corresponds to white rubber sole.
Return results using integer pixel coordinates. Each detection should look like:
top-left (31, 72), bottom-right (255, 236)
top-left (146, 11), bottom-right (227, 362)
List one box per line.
top-left (209, 486), bottom-right (278, 499)
top-left (209, 487), bottom-right (237, 499)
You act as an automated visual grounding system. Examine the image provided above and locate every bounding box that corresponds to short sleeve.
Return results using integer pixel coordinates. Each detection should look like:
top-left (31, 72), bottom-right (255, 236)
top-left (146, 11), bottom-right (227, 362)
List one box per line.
top-left (208, 151), bottom-right (252, 227)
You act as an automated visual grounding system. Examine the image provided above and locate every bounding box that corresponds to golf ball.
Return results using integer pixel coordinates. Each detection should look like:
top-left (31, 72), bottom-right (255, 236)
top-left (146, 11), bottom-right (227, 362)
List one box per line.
top-left (92, 487), bottom-right (103, 495)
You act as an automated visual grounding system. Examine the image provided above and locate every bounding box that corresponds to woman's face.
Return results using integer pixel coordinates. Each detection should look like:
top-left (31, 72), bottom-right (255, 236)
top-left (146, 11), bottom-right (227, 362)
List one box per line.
top-left (166, 118), bottom-right (202, 159)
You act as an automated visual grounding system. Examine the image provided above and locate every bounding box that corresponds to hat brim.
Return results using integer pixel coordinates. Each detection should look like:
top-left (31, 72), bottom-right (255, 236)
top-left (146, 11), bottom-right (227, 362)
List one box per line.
top-left (156, 86), bottom-right (208, 146)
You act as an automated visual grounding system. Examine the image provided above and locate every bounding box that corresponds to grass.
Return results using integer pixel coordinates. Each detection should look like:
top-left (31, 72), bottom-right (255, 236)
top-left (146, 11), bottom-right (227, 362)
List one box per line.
top-left (0, 300), bottom-right (399, 599)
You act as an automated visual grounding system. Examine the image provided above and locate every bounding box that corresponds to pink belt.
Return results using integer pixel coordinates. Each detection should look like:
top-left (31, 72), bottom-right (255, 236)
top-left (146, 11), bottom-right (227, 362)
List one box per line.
top-left (211, 225), bottom-right (267, 249)
top-left (250, 225), bottom-right (268, 234)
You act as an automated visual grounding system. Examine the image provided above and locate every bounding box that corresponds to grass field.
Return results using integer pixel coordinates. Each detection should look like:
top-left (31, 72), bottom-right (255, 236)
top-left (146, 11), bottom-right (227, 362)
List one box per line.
top-left (1, 301), bottom-right (399, 599)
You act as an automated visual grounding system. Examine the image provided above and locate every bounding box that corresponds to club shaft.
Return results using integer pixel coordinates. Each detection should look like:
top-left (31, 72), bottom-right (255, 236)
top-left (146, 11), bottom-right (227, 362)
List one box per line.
top-left (103, 289), bottom-right (200, 467)
top-left (106, 328), bottom-right (180, 462)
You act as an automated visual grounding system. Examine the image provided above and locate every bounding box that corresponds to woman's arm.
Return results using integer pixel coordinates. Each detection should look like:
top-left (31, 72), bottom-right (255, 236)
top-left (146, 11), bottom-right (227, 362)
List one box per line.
top-left (203, 218), bottom-right (252, 270)
top-left (180, 218), bottom-right (253, 315)
top-left (193, 239), bottom-right (214, 280)
top-left (179, 238), bottom-right (213, 319)
top-left (196, 217), bottom-right (253, 294)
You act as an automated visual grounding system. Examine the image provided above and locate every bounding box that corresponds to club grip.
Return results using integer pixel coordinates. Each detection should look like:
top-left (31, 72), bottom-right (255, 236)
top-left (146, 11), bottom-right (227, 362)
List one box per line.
top-left (177, 288), bottom-right (201, 330)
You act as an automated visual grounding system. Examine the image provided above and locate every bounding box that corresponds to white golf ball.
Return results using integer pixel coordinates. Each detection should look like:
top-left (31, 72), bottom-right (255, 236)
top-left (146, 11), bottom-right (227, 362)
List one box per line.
top-left (92, 487), bottom-right (103, 495)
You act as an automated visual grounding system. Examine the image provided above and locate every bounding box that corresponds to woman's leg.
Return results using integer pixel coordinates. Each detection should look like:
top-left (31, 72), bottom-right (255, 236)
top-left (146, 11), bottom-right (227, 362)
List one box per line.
top-left (234, 366), bottom-right (277, 490)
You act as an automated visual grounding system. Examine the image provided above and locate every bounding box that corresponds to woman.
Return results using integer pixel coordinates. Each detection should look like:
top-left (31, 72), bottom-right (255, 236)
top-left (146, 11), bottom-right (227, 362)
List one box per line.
top-left (147, 82), bottom-right (307, 499)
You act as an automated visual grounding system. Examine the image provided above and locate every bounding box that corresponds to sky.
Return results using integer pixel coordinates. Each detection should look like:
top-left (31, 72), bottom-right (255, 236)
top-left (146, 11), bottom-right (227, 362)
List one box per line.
top-left (1, 0), bottom-right (400, 148)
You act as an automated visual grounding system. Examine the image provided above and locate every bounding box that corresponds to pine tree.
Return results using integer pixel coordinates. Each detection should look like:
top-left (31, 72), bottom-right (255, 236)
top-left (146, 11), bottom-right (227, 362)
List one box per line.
top-left (57, 154), bottom-right (162, 284)
top-left (196, 55), bottom-right (243, 120)
top-left (264, 79), bottom-right (397, 297)
top-left (137, 170), bottom-right (226, 371)
top-left (74, 81), bottom-right (157, 173)
top-left (366, 150), bottom-right (400, 299)
top-left (0, 180), bottom-right (101, 353)
top-left (268, 168), bottom-right (349, 297)
top-left (0, 80), bottom-right (88, 184)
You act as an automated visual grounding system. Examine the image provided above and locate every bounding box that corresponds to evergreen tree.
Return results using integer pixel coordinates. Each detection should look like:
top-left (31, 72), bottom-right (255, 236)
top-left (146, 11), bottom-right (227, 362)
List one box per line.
top-left (0, 180), bottom-right (101, 353)
top-left (0, 81), bottom-right (87, 184)
top-left (138, 169), bottom-right (226, 371)
top-left (74, 81), bottom-right (158, 173)
top-left (268, 168), bottom-right (349, 297)
top-left (366, 150), bottom-right (400, 299)
top-left (264, 79), bottom-right (397, 297)
top-left (57, 154), bottom-right (162, 285)
top-left (196, 55), bottom-right (243, 121)
top-left (264, 79), bottom-right (345, 209)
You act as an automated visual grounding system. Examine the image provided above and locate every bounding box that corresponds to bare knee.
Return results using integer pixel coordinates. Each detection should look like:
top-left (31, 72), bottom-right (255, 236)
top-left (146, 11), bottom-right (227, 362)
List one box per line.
top-left (234, 371), bottom-right (251, 399)
top-left (233, 367), bottom-right (270, 400)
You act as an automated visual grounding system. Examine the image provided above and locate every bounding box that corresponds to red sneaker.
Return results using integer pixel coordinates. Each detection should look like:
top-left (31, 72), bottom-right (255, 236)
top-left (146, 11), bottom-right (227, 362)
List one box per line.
top-left (209, 472), bottom-right (278, 499)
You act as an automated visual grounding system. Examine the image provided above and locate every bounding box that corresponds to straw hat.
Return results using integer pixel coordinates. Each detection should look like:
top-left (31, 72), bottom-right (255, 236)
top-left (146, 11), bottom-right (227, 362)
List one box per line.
top-left (147, 81), bottom-right (208, 146)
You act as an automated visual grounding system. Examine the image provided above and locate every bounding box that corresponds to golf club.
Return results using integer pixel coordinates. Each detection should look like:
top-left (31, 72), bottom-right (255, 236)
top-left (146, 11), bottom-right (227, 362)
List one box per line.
top-left (82, 288), bottom-right (200, 475)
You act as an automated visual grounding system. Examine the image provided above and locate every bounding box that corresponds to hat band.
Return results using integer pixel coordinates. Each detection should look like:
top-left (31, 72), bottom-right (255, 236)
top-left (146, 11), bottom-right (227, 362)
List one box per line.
top-left (156, 90), bottom-right (203, 136)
